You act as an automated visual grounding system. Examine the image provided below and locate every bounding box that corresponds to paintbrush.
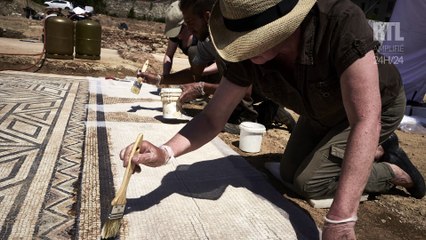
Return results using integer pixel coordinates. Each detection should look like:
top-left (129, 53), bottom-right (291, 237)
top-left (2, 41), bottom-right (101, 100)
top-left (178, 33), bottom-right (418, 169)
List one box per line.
top-left (131, 60), bottom-right (149, 94)
top-left (101, 133), bottom-right (144, 239)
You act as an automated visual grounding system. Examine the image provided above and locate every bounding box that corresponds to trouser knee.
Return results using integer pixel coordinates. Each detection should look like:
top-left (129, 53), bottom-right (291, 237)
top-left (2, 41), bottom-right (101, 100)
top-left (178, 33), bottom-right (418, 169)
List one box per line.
top-left (293, 174), bottom-right (339, 199)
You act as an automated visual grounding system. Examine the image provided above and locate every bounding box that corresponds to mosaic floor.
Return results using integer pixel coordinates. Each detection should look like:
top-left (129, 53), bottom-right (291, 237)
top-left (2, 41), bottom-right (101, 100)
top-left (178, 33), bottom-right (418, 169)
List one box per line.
top-left (0, 72), bottom-right (88, 239)
top-left (0, 72), bottom-right (320, 240)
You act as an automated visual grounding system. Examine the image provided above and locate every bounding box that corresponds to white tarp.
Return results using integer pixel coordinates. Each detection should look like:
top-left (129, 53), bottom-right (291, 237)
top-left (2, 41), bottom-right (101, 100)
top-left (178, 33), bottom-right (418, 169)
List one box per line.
top-left (84, 77), bottom-right (321, 239)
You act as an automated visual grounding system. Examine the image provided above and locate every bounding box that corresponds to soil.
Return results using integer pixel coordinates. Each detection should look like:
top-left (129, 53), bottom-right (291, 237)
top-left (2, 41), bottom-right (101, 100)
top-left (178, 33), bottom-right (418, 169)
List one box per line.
top-left (1, 13), bottom-right (425, 239)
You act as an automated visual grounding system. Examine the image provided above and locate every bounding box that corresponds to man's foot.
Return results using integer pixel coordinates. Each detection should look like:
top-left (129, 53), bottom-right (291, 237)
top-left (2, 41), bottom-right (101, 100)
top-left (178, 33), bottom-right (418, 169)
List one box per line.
top-left (384, 148), bottom-right (425, 199)
top-left (273, 108), bottom-right (296, 132)
top-left (381, 132), bottom-right (399, 152)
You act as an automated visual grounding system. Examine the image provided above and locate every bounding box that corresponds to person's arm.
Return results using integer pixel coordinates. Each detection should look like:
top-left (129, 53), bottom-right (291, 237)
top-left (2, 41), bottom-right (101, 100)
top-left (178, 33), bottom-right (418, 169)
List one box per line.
top-left (167, 77), bottom-right (248, 154)
top-left (190, 62), bottom-right (208, 82)
top-left (177, 62), bottom-right (219, 102)
top-left (160, 62), bottom-right (211, 86)
top-left (179, 80), bottom-right (251, 104)
top-left (120, 77), bottom-right (248, 166)
top-left (163, 39), bottom-right (179, 75)
top-left (141, 39), bottom-right (196, 86)
top-left (178, 81), bottom-right (218, 103)
top-left (166, 62), bottom-right (218, 101)
top-left (140, 58), bottom-right (209, 86)
top-left (140, 63), bottom-right (215, 91)
top-left (323, 50), bottom-right (381, 238)
top-left (201, 63), bottom-right (218, 76)
top-left (139, 68), bottom-right (195, 86)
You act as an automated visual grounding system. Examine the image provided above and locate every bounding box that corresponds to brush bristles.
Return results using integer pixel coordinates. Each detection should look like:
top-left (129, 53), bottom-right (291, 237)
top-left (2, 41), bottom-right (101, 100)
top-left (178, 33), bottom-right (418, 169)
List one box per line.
top-left (101, 219), bottom-right (121, 239)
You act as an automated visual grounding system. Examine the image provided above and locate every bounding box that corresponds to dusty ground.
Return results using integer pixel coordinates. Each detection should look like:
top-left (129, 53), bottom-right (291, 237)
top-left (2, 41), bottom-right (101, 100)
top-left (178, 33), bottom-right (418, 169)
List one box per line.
top-left (1, 13), bottom-right (425, 239)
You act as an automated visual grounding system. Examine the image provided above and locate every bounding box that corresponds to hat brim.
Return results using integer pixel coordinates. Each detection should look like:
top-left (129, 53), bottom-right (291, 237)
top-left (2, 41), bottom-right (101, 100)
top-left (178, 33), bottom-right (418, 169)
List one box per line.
top-left (209, 0), bottom-right (316, 62)
top-left (165, 24), bottom-right (182, 38)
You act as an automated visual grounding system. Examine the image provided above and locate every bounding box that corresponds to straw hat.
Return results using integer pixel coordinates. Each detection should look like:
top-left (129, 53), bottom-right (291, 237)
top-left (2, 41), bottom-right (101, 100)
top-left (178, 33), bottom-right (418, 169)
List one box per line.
top-left (164, 1), bottom-right (184, 38)
top-left (209, 0), bottom-right (316, 62)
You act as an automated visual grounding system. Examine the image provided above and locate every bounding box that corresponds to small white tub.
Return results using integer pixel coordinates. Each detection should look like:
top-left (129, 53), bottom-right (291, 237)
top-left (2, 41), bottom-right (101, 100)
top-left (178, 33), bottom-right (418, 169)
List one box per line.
top-left (160, 88), bottom-right (182, 119)
top-left (239, 121), bottom-right (266, 153)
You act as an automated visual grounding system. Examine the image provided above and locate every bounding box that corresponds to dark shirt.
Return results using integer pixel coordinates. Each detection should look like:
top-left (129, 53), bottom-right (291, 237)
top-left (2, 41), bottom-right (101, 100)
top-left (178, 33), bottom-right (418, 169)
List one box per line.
top-left (219, 0), bottom-right (402, 131)
top-left (169, 36), bottom-right (198, 56)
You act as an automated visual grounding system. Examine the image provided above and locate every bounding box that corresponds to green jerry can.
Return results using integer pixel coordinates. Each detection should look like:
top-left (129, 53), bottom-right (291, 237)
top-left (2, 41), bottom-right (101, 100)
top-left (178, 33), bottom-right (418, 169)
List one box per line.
top-left (45, 16), bottom-right (74, 59)
top-left (75, 19), bottom-right (102, 60)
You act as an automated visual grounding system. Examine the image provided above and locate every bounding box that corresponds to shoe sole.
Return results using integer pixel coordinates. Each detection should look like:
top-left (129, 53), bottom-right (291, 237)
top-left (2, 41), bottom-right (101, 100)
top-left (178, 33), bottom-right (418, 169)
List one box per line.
top-left (387, 148), bottom-right (425, 199)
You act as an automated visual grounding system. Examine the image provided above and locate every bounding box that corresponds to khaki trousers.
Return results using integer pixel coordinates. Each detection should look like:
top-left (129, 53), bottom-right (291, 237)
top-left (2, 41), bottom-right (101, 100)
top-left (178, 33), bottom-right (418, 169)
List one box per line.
top-left (280, 88), bottom-right (406, 199)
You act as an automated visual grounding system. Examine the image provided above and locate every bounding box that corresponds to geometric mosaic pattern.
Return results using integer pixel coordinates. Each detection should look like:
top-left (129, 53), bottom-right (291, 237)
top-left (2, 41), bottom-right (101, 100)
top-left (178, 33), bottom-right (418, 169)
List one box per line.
top-left (0, 72), bottom-right (320, 239)
top-left (36, 79), bottom-right (88, 240)
top-left (0, 72), bottom-right (88, 239)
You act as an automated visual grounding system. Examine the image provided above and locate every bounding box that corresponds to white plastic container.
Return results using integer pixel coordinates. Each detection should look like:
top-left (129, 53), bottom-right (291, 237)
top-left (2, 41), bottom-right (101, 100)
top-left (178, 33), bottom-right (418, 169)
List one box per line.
top-left (160, 88), bottom-right (182, 119)
top-left (239, 121), bottom-right (266, 153)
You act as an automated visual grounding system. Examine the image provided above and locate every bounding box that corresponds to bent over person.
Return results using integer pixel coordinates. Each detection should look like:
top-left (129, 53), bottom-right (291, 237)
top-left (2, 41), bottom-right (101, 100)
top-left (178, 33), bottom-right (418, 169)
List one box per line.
top-left (142, 0), bottom-right (295, 132)
top-left (120, 0), bottom-right (425, 239)
top-left (162, 1), bottom-right (199, 77)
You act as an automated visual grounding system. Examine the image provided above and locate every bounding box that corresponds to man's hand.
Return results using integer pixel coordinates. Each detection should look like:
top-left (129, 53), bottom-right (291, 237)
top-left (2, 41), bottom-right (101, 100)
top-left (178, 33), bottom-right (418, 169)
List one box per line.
top-left (179, 82), bottom-right (202, 103)
top-left (322, 221), bottom-right (356, 240)
top-left (137, 71), bottom-right (161, 85)
top-left (119, 140), bottom-right (168, 171)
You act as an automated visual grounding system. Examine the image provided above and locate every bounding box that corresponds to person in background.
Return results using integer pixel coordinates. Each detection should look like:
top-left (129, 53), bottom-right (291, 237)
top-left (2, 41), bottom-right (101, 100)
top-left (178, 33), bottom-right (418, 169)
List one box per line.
top-left (161, 1), bottom-right (219, 82)
top-left (142, 0), bottom-right (221, 101)
top-left (142, 0), bottom-right (296, 133)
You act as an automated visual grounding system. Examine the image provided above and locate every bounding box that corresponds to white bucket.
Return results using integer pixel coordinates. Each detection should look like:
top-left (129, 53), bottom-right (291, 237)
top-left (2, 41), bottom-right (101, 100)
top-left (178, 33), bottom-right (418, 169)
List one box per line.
top-left (239, 121), bottom-right (266, 153)
top-left (160, 88), bottom-right (182, 119)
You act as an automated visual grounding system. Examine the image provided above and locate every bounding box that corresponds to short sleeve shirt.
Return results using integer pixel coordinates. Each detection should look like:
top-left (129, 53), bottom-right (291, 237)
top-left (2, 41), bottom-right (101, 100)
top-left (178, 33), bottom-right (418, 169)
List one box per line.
top-left (169, 36), bottom-right (198, 55)
top-left (191, 37), bottom-right (218, 67)
top-left (220, 0), bottom-right (402, 130)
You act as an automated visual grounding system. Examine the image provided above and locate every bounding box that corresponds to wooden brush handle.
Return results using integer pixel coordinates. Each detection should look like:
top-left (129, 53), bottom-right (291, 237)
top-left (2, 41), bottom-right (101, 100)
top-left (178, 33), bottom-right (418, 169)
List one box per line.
top-left (141, 60), bottom-right (149, 72)
top-left (112, 133), bottom-right (144, 205)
